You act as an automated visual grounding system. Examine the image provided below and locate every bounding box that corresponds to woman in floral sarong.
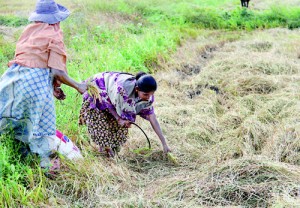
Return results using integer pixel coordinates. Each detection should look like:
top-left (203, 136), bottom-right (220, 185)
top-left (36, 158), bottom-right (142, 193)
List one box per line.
top-left (79, 72), bottom-right (170, 157)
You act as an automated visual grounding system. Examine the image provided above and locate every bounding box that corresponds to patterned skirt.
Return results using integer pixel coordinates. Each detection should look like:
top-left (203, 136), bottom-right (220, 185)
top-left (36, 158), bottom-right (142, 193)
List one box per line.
top-left (79, 101), bottom-right (128, 151)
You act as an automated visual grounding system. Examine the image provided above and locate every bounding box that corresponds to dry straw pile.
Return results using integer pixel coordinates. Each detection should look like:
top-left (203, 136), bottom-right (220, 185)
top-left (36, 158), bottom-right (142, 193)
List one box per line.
top-left (150, 28), bottom-right (300, 207)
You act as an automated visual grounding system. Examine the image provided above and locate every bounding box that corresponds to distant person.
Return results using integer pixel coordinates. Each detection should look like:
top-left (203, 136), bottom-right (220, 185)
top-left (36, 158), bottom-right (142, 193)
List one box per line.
top-left (241, 0), bottom-right (250, 8)
top-left (79, 72), bottom-right (171, 157)
top-left (0, 0), bottom-right (87, 170)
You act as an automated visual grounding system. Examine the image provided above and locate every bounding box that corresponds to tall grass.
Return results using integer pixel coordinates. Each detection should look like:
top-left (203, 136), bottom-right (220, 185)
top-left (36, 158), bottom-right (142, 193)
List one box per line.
top-left (1, 1), bottom-right (300, 73)
top-left (0, 135), bottom-right (45, 207)
top-left (0, 15), bottom-right (28, 27)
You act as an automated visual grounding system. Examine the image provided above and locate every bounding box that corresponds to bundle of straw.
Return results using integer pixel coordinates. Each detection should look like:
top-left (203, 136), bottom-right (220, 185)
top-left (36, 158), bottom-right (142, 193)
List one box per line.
top-left (87, 82), bottom-right (101, 104)
top-left (167, 152), bottom-right (179, 166)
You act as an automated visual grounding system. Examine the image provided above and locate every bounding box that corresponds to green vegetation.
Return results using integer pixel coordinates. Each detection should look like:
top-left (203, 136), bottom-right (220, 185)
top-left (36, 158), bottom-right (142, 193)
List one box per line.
top-left (1, 0), bottom-right (300, 207)
top-left (0, 15), bottom-right (28, 27)
top-left (0, 38), bottom-right (14, 64)
top-left (0, 135), bottom-right (44, 207)
top-left (187, 7), bottom-right (300, 30)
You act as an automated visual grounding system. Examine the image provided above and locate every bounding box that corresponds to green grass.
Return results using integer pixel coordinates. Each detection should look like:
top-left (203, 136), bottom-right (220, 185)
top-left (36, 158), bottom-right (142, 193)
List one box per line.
top-left (0, 135), bottom-right (45, 207)
top-left (64, 23), bottom-right (180, 74)
top-left (0, 15), bottom-right (28, 27)
top-left (0, 38), bottom-right (14, 66)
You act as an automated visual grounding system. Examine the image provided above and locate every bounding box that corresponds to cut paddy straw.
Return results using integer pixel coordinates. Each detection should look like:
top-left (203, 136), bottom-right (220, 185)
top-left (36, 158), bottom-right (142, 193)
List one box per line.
top-left (167, 152), bottom-right (179, 166)
top-left (131, 122), bottom-right (179, 165)
top-left (87, 81), bottom-right (101, 104)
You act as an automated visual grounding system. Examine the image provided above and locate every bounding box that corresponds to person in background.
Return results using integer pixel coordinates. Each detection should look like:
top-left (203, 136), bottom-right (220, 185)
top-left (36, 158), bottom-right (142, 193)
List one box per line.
top-left (0, 0), bottom-right (87, 170)
top-left (79, 71), bottom-right (171, 157)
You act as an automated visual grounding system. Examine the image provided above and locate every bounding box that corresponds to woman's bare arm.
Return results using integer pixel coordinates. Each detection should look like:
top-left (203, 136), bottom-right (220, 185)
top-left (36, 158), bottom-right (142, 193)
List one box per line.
top-left (51, 69), bottom-right (87, 94)
top-left (148, 113), bottom-right (171, 153)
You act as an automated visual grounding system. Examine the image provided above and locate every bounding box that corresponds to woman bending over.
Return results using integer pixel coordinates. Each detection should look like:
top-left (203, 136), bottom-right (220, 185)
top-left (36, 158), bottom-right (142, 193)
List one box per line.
top-left (79, 71), bottom-right (171, 157)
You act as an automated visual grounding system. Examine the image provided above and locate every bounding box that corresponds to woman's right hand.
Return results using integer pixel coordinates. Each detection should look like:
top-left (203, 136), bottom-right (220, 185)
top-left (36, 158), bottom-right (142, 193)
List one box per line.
top-left (77, 83), bottom-right (88, 94)
top-left (117, 118), bottom-right (132, 128)
top-left (163, 144), bottom-right (171, 153)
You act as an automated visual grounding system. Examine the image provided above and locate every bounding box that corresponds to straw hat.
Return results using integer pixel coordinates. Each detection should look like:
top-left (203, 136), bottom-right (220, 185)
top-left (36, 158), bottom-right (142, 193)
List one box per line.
top-left (28, 0), bottom-right (70, 24)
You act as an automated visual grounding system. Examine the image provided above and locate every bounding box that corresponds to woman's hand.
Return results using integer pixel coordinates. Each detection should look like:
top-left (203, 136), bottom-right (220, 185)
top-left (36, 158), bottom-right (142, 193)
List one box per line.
top-left (53, 87), bottom-right (66, 100)
top-left (117, 118), bottom-right (132, 128)
top-left (53, 77), bottom-right (66, 100)
top-left (77, 83), bottom-right (88, 94)
top-left (163, 144), bottom-right (171, 153)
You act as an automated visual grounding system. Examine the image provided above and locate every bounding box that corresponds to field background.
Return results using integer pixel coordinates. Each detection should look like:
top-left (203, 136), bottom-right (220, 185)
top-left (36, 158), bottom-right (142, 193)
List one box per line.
top-left (1, 0), bottom-right (300, 207)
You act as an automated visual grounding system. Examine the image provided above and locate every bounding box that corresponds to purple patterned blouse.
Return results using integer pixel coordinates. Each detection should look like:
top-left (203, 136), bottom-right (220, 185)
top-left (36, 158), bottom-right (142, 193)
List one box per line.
top-left (83, 72), bottom-right (154, 122)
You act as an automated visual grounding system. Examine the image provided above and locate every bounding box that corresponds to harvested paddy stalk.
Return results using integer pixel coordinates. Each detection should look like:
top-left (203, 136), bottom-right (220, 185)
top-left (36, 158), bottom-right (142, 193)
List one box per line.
top-left (162, 158), bottom-right (300, 207)
top-left (236, 76), bottom-right (278, 96)
top-left (87, 82), bottom-right (101, 104)
top-left (131, 122), bottom-right (179, 166)
top-left (195, 159), bottom-right (300, 207)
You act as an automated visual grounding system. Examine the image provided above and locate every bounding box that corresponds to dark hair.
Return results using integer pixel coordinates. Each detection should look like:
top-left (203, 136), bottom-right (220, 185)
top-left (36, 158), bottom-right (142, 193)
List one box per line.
top-left (135, 72), bottom-right (157, 92)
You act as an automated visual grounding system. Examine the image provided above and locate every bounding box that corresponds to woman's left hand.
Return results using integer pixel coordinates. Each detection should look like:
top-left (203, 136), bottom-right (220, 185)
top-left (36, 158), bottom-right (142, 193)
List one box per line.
top-left (53, 87), bottom-right (66, 100)
top-left (118, 118), bottom-right (132, 128)
top-left (53, 78), bottom-right (66, 100)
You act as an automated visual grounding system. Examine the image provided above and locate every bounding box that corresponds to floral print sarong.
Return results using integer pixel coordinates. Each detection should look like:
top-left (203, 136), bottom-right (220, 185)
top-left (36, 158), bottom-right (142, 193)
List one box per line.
top-left (79, 101), bottom-right (128, 150)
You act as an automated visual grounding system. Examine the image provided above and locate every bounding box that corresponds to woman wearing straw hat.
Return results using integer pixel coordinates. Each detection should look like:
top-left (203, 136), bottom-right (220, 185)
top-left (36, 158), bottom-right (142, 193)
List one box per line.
top-left (0, 0), bottom-right (87, 170)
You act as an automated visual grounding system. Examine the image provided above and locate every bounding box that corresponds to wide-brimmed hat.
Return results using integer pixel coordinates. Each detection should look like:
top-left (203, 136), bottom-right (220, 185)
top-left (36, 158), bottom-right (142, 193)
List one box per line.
top-left (28, 0), bottom-right (70, 24)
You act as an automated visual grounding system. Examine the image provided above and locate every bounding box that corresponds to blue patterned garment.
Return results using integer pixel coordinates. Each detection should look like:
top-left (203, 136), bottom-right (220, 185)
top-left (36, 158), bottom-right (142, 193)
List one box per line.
top-left (0, 64), bottom-right (56, 157)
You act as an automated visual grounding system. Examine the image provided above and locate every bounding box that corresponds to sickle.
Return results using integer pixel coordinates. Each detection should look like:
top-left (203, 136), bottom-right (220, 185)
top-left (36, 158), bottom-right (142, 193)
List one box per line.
top-left (130, 122), bottom-right (151, 149)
